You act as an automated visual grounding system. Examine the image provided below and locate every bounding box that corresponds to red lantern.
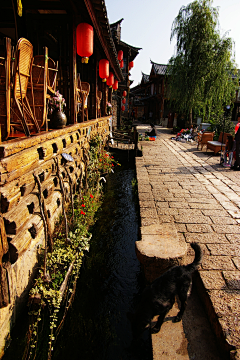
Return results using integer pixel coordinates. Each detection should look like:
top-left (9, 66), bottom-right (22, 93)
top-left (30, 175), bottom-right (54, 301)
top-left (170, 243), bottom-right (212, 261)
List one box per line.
top-left (99, 59), bottom-right (109, 82)
top-left (107, 72), bottom-right (114, 87)
top-left (113, 79), bottom-right (118, 90)
top-left (76, 23), bottom-right (93, 63)
top-left (123, 90), bottom-right (127, 97)
top-left (120, 60), bottom-right (124, 69)
top-left (122, 98), bottom-right (126, 104)
top-left (121, 105), bottom-right (125, 111)
top-left (118, 50), bottom-right (123, 61)
top-left (129, 61), bottom-right (134, 69)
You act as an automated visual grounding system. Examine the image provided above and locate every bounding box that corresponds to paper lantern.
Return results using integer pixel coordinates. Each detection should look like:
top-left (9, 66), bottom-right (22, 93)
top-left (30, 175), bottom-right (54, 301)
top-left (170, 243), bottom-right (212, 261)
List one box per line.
top-left (122, 98), bottom-right (126, 104)
top-left (120, 60), bottom-right (124, 69)
top-left (113, 79), bottom-right (118, 90)
top-left (107, 72), bottom-right (114, 87)
top-left (99, 59), bottom-right (109, 82)
top-left (118, 50), bottom-right (123, 61)
top-left (123, 90), bottom-right (127, 97)
top-left (121, 105), bottom-right (125, 111)
top-left (76, 23), bottom-right (93, 63)
top-left (129, 61), bottom-right (134, 69)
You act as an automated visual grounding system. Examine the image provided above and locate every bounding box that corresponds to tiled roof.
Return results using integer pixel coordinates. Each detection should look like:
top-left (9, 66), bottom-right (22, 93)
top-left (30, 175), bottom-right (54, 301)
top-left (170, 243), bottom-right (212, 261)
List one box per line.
top-left (150, 60), bottom-right (168, 75)
top-left (141, 72), bottom-right (149, 83)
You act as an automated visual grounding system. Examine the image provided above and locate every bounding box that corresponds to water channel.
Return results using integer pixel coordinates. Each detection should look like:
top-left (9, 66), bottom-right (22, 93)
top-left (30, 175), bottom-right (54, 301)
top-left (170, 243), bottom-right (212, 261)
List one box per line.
top-left (52, 151), bottom-right (152, 360)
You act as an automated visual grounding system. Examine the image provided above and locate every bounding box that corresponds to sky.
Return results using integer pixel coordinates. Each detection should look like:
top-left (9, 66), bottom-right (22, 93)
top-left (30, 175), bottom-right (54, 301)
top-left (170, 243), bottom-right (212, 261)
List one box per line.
top-left (105, 0), bottom-right (240, 87)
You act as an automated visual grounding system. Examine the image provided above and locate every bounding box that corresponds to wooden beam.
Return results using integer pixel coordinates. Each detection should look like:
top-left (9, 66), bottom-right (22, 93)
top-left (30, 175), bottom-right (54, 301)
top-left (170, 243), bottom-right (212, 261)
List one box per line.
top-left (84, 0), bottom-right (122, 82)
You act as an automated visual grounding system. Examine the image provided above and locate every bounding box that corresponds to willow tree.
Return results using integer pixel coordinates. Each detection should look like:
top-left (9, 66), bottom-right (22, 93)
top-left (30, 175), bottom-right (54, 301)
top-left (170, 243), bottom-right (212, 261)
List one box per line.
top-left (167, 0), bottom-right (237, 125)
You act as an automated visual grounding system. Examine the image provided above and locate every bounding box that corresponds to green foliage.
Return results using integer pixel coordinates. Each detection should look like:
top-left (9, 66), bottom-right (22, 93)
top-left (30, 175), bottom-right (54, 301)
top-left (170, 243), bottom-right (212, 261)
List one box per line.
top-left (208, 113), bottom-right (235, 139)
top-left (167, 0), bottom-right (238, 123)
top-left (25, 135), bottom-right (121, 360)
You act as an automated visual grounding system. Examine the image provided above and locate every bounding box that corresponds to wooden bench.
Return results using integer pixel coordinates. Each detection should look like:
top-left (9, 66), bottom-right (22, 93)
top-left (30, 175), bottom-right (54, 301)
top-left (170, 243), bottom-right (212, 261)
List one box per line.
top-left (197, 132), bottom-right (214, 150)
top-left (207, 132), bottom-right (232, 154)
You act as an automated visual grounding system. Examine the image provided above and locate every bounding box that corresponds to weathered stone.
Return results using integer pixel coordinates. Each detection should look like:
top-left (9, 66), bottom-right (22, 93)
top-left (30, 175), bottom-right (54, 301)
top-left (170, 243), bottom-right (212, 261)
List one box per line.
top-left (186, 224), bottom-right (213, 233)
top-left (189, 203), bottom-right (223, 210)
top-left (212, 225), bottom-right (240, 234)
top-left (226, 234), bottom-right (240, 244)
top-left (185, 233), bottom-right (228, 244)
top-left (210, 216), bottom-right (237, 225)
top-left (140, 207), bottom-right (158, 219)
top-left (174, 215), bottom-right (212, 224)
top-left (139, 200), bottom-right (155, 208)
top-left (202, 209), bottom-right (230, 217)
top-left (206, 244), bottom-right (240, 256)
top-left (232, 257), bottom-right (240, 270)
top-left (199, 270), bottom-right (226, 289)
top-left (201, 256), bottom-right (236, 270)
top-left (136, 223), bottom-right (187, 282)
top-left (222, 271), bottom-right (240, 290)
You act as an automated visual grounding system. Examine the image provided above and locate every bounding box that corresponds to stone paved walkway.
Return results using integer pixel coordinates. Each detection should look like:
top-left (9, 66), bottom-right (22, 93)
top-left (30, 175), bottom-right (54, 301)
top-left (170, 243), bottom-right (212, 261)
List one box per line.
top-left (135, 125), bottom-right (240, 359)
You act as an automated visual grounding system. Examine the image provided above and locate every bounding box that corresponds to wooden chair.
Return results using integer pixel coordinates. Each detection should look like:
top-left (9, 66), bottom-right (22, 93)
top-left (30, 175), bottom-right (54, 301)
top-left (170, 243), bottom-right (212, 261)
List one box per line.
top-left (28, 47), bottom-right (58, 130)
top-left (0, 38), bottom-right (11, 141)
top-left (207, 132), bottom-right (232, 154)
top-left (11, 38), bottom-right (40, 137)
top-left (97, 90), bottom-right (102, 118)
top-left (197, 132), bottom-right (214, 151)
top-left (76, 74), bottom-right (90, 122)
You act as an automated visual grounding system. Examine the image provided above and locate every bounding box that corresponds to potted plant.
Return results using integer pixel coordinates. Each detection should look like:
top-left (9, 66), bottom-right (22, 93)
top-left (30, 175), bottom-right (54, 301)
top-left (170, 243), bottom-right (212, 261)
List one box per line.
top-left (106, 102), bottom-right (112, 115)
top-left (49, 91), bottom-right (67, 128)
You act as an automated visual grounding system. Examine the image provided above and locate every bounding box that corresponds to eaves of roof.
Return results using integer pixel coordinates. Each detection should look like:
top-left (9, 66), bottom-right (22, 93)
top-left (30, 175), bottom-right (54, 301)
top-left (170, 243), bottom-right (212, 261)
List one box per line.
top-left (119, 40), bottom-right (142, 61)
top-left (150, 60), bottom-right (168, 76)
top-left (84, 0), bottom-right (124, 81)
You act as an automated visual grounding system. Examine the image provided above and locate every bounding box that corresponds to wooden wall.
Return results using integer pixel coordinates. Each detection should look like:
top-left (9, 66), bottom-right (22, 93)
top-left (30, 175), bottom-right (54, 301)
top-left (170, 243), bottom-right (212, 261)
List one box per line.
top-left (0, 117), bottom-right (110, 357)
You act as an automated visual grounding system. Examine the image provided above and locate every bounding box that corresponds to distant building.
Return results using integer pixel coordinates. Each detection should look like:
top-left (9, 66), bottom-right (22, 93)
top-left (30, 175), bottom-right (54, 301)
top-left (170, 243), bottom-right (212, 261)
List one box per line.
top-left (130, 60), bottom-right (176, 127)
top-left (110, 19), bottom-right (141, 128)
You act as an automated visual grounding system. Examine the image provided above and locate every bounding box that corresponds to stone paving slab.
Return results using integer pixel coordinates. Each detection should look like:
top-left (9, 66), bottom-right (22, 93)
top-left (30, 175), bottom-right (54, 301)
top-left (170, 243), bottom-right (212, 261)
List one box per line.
top-left (135, 125), bottom-right (240, 359)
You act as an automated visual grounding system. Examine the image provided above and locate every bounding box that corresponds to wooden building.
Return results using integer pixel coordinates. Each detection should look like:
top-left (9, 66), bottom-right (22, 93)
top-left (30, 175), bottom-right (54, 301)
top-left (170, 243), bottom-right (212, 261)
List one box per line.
top-left (0, 0), bottom-right (125, 139)
top-left (110, 19), bottom-right (141, 127)
top-left (130, 60), bottom-right (177, 127)
top-left (0, 1), bottom-right (143, 356)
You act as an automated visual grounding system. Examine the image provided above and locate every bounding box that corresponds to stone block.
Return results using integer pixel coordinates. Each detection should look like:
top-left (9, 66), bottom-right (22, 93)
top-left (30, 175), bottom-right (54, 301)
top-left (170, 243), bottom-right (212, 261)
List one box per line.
top-left (222, 271), bottom-right (240, 290)
top-left (199, 270), bottom-right (226, 290)
top-left (185, 233), bottom-right (228, 244)
top-left (136, 223), bottom-right (187, 282)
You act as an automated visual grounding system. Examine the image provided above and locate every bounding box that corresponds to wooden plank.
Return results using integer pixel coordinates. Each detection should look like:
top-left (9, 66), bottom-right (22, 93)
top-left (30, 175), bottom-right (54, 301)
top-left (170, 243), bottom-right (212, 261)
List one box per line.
top-left (3, 202), bottom-right (30, 235)
top-left (0, 179), bottom-right (22, 213)
top-left (5, 38), bottom-right (11, 140)
top-left (0, 117), bottom-right (109, 159)
top-left (0, 265), bottom-right (10, 308)
top-left (0, 215), bottom-right (8, 266)
top-left (8, 214), bottom-right (43, 263)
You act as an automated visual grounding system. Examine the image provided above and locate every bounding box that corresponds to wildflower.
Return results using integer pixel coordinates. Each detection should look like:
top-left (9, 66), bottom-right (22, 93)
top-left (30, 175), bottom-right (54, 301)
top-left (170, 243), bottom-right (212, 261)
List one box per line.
top-left (90, 194), bottom-right (94, 198)
top-left (81, 204), bottom-right (85, 207)
top-left (81, 210), bottom-right (85, 215)
top-left (111, 163), bottom-right (114, 166)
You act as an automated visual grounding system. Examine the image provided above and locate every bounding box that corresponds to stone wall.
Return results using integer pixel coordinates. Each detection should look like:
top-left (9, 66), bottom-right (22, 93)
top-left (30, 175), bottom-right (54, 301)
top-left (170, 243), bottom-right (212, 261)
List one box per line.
top-left (0, 117), bottom-right (110, 357)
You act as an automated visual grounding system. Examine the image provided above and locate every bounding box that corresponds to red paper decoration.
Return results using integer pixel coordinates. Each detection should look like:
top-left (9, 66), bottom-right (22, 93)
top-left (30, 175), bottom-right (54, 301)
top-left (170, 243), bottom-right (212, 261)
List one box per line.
top-left (129, 61), bottom-right (134, 69)
top-left (113, 79), bottom-right (118, 90)
top-left (122, 98), bottom-right (126, 104)
top-left (76, 23), bottom-right (94, 63)
top-left (120, 60), bottom-right (124, 69)
top-left (121, 105), bottom-right (125, 111)
top-left (123, 90), bottom-right (127, 97)
top-left (99, 59), bottom-right (109, 82)
top-left (107, 72), bottom-right (114, 87)
top-left (118, 50), bottom-right (123, 61)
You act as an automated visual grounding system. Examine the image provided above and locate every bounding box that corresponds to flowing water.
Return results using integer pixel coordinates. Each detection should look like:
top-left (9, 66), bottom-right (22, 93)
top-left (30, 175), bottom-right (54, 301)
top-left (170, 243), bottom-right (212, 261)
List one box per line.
top-left (52, 153), bottom-right (152, 360)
